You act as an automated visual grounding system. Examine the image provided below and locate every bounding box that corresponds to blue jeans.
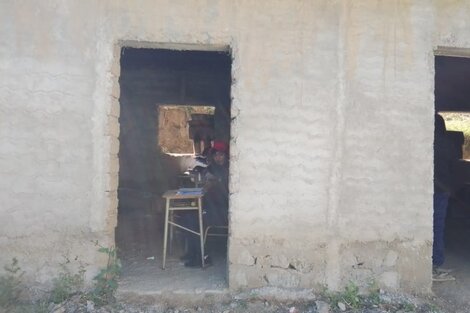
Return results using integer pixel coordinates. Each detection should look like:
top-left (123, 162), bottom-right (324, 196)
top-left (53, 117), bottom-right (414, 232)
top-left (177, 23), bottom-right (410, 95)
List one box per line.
top-left (433, 192), bottom-right (449, 267)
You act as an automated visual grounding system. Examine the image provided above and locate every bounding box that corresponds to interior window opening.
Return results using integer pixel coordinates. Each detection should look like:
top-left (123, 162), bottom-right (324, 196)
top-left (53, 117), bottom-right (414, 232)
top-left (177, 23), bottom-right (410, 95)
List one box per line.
top-left (158, 105), bottom-right (215, 156)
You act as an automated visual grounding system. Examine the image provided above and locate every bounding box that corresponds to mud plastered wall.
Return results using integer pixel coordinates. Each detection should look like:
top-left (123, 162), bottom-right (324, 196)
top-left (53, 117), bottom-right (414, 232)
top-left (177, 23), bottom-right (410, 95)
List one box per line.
top-left (2, 0), bottom-right (470, 292)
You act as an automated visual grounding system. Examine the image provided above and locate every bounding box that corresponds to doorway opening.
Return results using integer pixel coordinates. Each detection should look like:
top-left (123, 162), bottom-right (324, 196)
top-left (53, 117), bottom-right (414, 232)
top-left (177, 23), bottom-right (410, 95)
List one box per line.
top-left (115, 47), bottom-right (232, 293)
top-left (433, 53), bottom-right (470, 307)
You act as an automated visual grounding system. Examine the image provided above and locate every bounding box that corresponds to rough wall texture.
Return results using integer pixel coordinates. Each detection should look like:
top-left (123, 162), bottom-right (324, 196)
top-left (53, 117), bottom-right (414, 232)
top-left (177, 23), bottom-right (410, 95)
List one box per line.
top-left (158, 107), bottom-right (197, 154)
top-left (2, 0), bottom-right (470, 293)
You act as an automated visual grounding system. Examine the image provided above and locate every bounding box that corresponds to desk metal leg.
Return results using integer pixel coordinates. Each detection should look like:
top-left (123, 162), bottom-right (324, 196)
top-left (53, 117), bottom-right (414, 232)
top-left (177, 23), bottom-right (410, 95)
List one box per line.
top-left (198, 198), bottom-right (205, 268)
top-left (169, 210), bottom-right (174, 255)
top-left (162, 199), bottom-right (170, 269)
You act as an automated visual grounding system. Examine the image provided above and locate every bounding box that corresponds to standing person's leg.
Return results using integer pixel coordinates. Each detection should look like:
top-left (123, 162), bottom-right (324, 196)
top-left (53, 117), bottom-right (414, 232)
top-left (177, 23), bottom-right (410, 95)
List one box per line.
top-left (433, 192), bottom-right (449, 268)
top-left (202, 192), bottom-right (228, 260)
top-left (179, 211), bottom-right (199, 261)
top-left (180, 210), bottom-right (210, 267)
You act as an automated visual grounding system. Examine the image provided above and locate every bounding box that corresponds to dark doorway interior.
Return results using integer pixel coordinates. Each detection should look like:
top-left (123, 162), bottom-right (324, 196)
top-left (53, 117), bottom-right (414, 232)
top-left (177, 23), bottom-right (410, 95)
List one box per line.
top-left (433, 55), bottom-right (470, 309)
top-left (115, 48), bottom-right (232, 292)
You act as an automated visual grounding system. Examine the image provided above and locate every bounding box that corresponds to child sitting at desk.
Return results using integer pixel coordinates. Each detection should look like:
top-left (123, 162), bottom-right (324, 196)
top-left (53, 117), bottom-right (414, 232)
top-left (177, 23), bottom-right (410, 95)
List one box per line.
top-left (181, 141), bottom-right (229, 267)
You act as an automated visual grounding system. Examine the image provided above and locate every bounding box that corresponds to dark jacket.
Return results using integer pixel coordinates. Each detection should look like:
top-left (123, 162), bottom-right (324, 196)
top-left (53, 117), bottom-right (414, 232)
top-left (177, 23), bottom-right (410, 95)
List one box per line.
top-left (434, 132), bottom-right (456, 193)
top-left (203, 163), bottom-right (229, 225)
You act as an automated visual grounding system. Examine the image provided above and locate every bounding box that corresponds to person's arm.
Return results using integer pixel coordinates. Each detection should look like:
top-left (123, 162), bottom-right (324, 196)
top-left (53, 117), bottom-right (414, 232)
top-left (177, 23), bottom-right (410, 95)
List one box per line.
top-left (203, 171), bottom-right (217, 192)
top-left (435, 178), bottom-right (452, 194)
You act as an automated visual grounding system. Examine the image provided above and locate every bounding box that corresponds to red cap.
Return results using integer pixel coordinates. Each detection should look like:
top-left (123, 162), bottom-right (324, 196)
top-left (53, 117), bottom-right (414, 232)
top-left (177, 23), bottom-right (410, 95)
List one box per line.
top-left (213, 141), bottom-right (228, 153)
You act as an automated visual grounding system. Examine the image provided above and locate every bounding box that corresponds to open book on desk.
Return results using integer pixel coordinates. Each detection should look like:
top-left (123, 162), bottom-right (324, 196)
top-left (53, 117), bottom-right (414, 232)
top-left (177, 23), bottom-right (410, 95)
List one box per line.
top-left (176, 188), bottom-right (204, 195)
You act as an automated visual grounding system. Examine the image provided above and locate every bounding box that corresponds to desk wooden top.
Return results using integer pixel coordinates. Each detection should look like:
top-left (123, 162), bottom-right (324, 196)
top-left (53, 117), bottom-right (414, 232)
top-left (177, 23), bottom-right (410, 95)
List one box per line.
top-left (162, 189), bottom-right (204, 199)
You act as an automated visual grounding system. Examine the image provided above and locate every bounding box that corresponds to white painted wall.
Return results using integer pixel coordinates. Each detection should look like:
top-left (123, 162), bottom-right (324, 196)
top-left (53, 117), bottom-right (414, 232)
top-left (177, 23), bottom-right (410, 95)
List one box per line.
top-left (1, 0), bottom-right (470, 292)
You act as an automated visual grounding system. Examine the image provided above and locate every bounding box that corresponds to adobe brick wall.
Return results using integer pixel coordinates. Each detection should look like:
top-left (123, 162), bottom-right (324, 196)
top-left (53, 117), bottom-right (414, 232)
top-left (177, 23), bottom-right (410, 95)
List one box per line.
top-left (1, 0), bottom-right (470, 293)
